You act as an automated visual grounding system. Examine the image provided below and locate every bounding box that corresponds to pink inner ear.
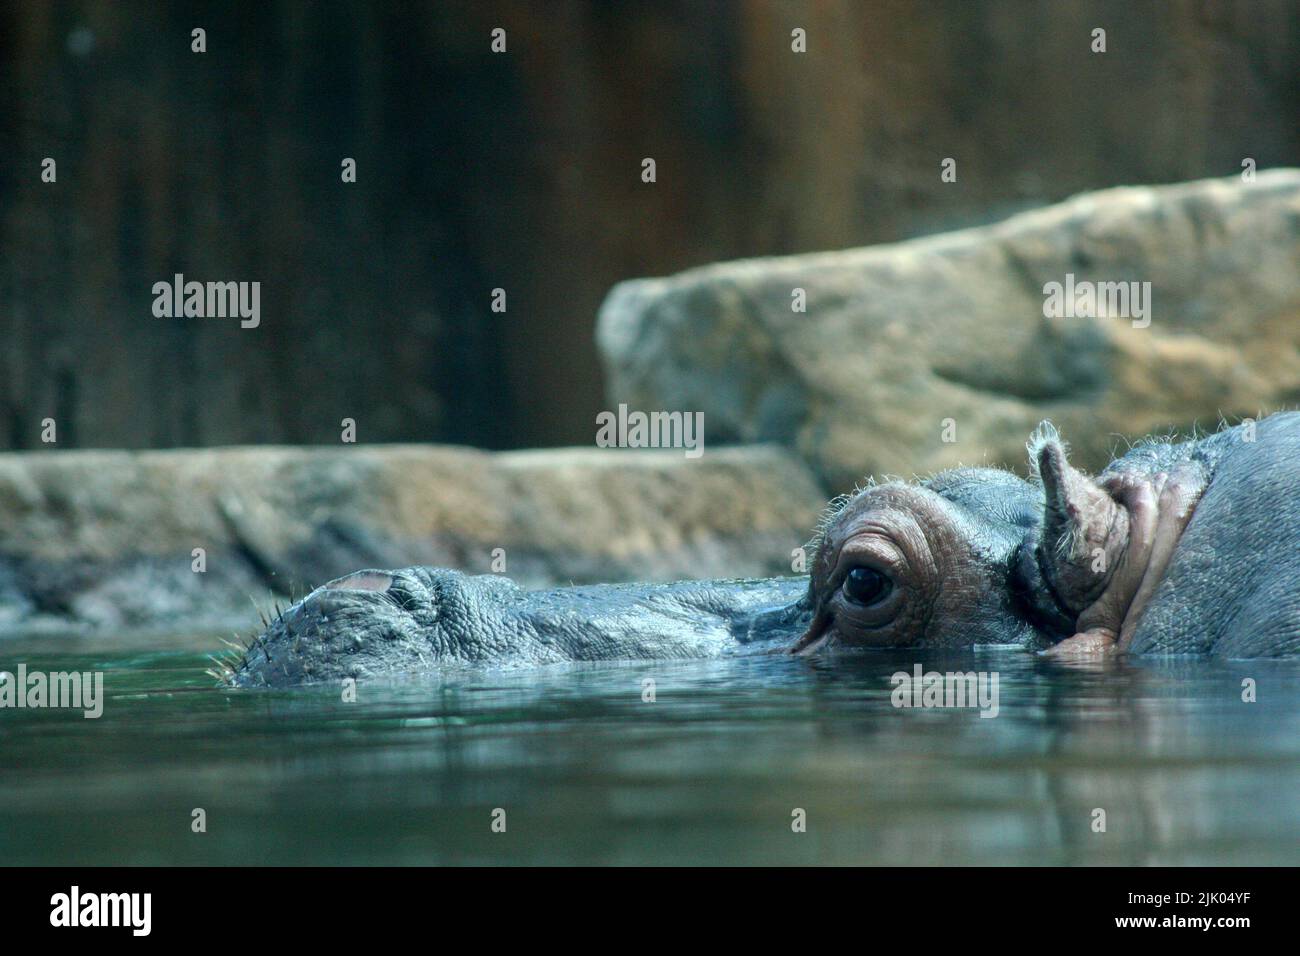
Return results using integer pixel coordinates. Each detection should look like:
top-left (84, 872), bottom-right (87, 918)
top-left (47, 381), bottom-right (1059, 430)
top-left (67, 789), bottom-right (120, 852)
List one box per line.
top-left (325, 571), bottom-right (393, 592)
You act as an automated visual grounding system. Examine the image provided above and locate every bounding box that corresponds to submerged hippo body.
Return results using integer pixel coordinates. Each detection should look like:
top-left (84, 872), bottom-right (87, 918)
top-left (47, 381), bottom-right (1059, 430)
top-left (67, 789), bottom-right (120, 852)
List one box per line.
top-left (228, 413), bottom-right (1300, 686)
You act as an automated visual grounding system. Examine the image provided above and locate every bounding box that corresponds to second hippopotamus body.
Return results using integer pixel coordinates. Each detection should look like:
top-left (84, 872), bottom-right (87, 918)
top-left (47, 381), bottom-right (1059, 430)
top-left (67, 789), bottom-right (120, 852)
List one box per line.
top-left (229, 413), bottom-right (1300, 686)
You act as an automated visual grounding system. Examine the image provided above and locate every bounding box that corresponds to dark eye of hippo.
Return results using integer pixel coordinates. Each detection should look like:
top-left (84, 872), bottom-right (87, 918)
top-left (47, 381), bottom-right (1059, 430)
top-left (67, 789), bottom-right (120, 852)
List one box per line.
top-left (843, 567), bottom-right (891, 606)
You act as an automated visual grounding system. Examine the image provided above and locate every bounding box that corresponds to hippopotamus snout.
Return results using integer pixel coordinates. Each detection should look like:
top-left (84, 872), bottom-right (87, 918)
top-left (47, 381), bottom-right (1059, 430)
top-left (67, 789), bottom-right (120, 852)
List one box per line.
top-left (228, 567), bottom-right (813, 687)
top-left (229, 567), bottom-right (442, 686)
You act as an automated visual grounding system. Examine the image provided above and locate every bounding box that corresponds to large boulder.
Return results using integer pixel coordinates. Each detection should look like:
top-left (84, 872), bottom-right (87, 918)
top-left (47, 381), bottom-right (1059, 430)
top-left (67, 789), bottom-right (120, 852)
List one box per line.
top-left (0, 444), bottom-right (823, 636)
top-left (597, 170), bottom-right (1300, 490)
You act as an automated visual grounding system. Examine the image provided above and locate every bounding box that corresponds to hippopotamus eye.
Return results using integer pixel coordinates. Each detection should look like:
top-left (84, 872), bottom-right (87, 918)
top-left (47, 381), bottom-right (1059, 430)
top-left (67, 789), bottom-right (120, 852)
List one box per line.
top-left (842, 567), bottom-right (891, 606)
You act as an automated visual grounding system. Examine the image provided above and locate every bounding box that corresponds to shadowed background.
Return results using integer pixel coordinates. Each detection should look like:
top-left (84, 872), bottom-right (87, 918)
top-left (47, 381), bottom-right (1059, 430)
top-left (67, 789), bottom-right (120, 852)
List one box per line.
top-left (2, 0), bottom-right (1298, 452)
top-left (5, 4), bottom-right (1300, 874)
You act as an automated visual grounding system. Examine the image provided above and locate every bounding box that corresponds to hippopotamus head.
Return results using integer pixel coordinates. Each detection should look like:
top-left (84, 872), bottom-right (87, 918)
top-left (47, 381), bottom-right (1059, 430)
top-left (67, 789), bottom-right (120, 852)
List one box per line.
top-left (226, 412), bottom-right (1300, 685)
top-left (227, 462), bottom-right (1073, 687)
top-left (793, 466), bottom-right (1054, 653)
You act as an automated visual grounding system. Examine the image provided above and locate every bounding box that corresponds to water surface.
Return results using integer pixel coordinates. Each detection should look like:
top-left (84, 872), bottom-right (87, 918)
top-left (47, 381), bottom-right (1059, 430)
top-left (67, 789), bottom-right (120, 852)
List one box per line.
top-left (2, 638), bottom-right (1298, 865)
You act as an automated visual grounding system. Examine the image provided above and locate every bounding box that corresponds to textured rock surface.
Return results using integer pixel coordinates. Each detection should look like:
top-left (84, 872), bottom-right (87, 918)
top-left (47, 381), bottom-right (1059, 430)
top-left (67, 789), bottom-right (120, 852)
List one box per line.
top-left (0, 444), bottom-right (823, 636)
top-left (598, 170), bottom-right (1300, 490)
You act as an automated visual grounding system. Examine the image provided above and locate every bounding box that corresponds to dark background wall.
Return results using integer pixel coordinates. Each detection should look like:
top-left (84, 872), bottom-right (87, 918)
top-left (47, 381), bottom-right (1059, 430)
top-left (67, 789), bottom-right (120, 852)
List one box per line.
top-left (3, 0), bottom-right (1298, 451)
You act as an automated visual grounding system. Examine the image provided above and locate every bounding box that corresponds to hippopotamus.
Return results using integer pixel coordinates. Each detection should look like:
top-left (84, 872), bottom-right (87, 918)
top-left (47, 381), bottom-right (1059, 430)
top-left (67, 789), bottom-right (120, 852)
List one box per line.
top-left (226, 412), bottom-right (1300, 687)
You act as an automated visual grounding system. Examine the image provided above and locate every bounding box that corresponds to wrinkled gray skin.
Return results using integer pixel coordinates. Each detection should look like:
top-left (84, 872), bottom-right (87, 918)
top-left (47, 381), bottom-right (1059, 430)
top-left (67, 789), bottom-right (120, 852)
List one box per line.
top-left (229, 413), bottom-right (1300, 687)
top-left (1092, 412), bottom-right (1300, 656)
top-left (230, 571), bottom-right (813, 686)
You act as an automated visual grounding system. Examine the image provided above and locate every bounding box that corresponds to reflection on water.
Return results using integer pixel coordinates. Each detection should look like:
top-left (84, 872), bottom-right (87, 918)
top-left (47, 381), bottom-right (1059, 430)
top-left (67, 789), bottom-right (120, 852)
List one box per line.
top-left (1, 642), bottom-right (1298, 865)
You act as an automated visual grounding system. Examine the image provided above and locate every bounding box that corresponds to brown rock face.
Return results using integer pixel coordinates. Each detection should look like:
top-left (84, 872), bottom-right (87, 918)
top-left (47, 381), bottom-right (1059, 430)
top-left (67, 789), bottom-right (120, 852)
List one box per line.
top-left (0, 444), bottom-right (823, 635)
top-left (598, 171), bottom-right (1300, 490)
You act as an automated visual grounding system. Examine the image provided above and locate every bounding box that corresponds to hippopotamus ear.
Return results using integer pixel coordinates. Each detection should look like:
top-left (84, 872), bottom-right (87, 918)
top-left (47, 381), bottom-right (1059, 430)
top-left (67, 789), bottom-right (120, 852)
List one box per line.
top-left (1027, 423), bottom-right (1123, 608)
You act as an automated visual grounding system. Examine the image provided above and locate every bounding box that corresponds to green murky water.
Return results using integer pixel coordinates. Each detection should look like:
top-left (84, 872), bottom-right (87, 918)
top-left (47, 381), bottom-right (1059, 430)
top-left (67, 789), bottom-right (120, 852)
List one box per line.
top-left (2, 639), bottom-right (1298, 865)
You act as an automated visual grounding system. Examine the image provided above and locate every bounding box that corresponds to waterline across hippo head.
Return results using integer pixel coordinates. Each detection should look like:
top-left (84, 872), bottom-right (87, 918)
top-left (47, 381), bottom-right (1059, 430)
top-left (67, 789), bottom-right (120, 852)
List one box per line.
top-left (225, 412), bottom-right (1300, 687)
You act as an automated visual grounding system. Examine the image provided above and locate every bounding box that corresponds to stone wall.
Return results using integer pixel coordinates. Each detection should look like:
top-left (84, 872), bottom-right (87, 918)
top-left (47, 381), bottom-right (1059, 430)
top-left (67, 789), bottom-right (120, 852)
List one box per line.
top-left (599, 171), bottom-right (1300, 490)
top-left (0, 443), bottom-right (823, 635)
